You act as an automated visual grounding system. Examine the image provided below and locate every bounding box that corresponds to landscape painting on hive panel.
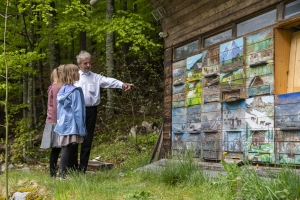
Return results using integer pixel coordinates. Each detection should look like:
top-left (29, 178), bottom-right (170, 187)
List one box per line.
top-left (222, 100), bottom-right (246, 131)
top-left (246, 63), bottom-right (274, 97)
top-left (172, 60), bottom-right (186, 108)
top-left (173, 59), bottom-right (186, 85)
top-left (275, 130), bottom-right (300, 164)
top-left (187, 105), bottom-right (201, 132)
top-left (201, 103), bottom-right (222, 132)
top-left (246, 29), bottom-right (274, 67)
top-left (186, 53), bottom-right (204, 81)
top-left (219, 37), bottom-right (244, 73)
top-left (246, 129), bottom-right (275, 163)
top-left (245, 95), bottom-right (274, 130)
top-left (202, 76), bottom-right (220, 103)
top-left (202, 48), bottom-right (219, 77)
top-left (275, 92), bottom-right (300, 130)
top-left (172, 107), bottom-right (187, 156)
top-left (186, 80), bottom-right (202, 107)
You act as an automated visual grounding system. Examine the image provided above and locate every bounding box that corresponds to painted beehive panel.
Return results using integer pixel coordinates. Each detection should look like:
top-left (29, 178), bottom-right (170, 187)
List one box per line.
top-left (275, 92), bottom-right (300, 130)
top-left (219, 38), bottom-right (245, 102)
top-left (202, 76), bottom-right (220, 103)
top-left (172, 133), bottom-right (187, 157)
top-left (275, 130), bottom-right (300, 164)
top-left (172, 108), bottom-right (187, 134)
top-left (202, 47), bottom-right (219, 77)
top-left (245, 29), bottom-right (274, 97)
top-left (220, 68), bottom-right (245, 101)
top-left (222, 100), bottom-right (246, 159)
top-left (246, 63), bottom-right (274, 97)
top-left (202, 85), bottom-right (220, 103)
top-left (222, 131), bottom-right (245, 160)
top-left (184, 105), bottom-right (202, 157)
top-left (186, 80), bottom-right (202, 107)
top-left (246, 29), bottom-right (274, 67)
top-left (245, 95), bottom-right (274, 130)
top-left (172, 60), bottom-right (186, 108)
top-left (202, 132), bottom-right (222, 160)
top-left (222, 100), bottom-right (246, 131)
top-left (219, 37), bottom-right (244, 73)
top-left (172, 107), bottom-right (187, 156)
top-left (201, 103), bottom-right (222, 132)
top-left (186, 133), bottom-right (203, 158)
top-left (186, 53), bottom-right (203, 81)
top-left (246, 129), bottom-right (275, 163)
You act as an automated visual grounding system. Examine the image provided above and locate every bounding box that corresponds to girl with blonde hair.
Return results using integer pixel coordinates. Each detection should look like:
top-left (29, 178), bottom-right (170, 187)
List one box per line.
top-left (54, 64), bottom-right (87, 178)
top-left (40, 65), bottom-right (63, 178)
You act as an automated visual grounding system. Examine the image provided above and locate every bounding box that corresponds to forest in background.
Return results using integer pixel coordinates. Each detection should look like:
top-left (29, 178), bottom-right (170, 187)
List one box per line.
top-left (0, 0), bottom-right (164, 163)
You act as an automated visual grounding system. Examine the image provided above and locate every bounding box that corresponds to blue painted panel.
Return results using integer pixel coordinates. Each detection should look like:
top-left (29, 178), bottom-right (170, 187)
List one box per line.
top-left (275, 92), bottom-right (300, 129)
top-left (187, 105), bottom-right (201, 115)
top-left (222, 131), bottom-right (246, 152)
top-left (275, 92), bottom-right (300, 105)
top-left (172, 123), bottom-right (187, 134)
top-left (172, 115), bottom-right (187, 124)
top-left (173, 68), bottom-right (185, 77)
top-left (173, 84), bottom-right (185, 94)
top-left (187, 114), bottom-right (201, 123)
top-left (222, 100), bottom-right (246, 131)
top-left (172, 101), bottom-right (185, 108)
top-left (202, 102), bottom-right (221, 112)
top-left (172, 108), bottom-right (187, 117)
top-left (275, 130), bottom-right (300, 164)
top-left (186, 122), bottom-right (201, 134)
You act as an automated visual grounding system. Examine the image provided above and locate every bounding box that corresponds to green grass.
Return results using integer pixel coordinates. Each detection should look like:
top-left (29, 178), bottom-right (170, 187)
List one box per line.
top-left (0, 161), bottom-right (232, 200)
top-left (2, 132), bottom-right (300, 199)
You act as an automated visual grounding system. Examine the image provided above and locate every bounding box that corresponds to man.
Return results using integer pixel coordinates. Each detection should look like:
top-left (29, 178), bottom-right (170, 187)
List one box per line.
top-left (75, 50), bottom-right (133, 172)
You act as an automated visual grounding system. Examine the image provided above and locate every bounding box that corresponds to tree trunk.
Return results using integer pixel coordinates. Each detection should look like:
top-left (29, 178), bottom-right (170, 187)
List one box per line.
top-left (38, 58), bottom-right (46, 116)
top-left (106, 0), bottom-right (115, 117)
top-left (80, 0), bottom-right (87, 51)
top-left (121, 0), bottom-right (129, 66)
top-left (48, 1), bottom-right (60, 72)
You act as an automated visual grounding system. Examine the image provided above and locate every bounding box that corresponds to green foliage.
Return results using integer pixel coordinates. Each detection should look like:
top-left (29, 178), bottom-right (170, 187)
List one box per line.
top-left (11, 118), bottom-right (36, 162)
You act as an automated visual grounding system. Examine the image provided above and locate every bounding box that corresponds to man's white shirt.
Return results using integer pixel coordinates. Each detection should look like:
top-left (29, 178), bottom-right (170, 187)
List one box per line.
top-left (74, 70), bottom-right (123, 107)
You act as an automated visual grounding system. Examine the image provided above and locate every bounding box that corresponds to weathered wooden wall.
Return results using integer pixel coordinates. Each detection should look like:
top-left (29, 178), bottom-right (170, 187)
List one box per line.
top-left (148, 0), bottom-right (292, 159)
top-left (149, 0), bottom-right (282, 48)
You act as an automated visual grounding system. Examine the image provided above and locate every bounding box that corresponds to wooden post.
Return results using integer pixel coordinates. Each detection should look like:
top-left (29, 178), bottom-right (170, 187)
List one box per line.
top-left (148, 124), bottom-right (163, 164)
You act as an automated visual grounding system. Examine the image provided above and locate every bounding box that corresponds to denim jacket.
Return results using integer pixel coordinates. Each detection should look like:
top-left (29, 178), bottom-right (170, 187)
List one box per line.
top-left (54, 85), bottom-right (87, 137)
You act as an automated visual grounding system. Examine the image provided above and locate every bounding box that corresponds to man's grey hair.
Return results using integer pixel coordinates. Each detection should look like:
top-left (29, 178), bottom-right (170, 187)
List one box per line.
top-left (76, 51), bottom-right (91, 64)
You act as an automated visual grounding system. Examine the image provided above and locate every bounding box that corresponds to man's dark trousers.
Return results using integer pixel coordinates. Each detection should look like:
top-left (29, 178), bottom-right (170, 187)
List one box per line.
top-left (79, 106), bottom-right (97, 172)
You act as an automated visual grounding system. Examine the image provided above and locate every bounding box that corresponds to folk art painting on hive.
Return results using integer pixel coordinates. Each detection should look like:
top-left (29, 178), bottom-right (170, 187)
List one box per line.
top-left (219, 37), bottom-right (245, 102)
top-left (170, 27), bottom-right (300, 164)
top-left (245, 29), bottom-right (274, 98)
top-left (245, 95), bottom-right (275, 163)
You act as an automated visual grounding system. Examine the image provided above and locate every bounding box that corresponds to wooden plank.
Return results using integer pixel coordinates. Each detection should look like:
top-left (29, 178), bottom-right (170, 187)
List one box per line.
top-left (164, 0), bottom-right (200, 18)
top-left (163, 0), bottom-right (216, 27)
top-left (164, 0), bottom-right (256, 39)
top-left (164, 48), bottom-right (173, 62)
top-left (164, 67), bottom-right (172, 79)
top-left (164, 0), bottom-right (282, 48)
top-left (165, 0), bottom-right (237, 35)
top-left (274, 28), bottom-right (291, 94)
top-left (288, 32), bottom-right (300, 93)
top-left (148, 125), bottom-right (163, 164)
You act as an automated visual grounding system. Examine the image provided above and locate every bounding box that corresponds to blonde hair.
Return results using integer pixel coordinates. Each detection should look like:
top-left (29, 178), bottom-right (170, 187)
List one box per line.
top-left (60, 64), bottom-right (79, 84)
top-left (51, 65), bottom-right (63, 88)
